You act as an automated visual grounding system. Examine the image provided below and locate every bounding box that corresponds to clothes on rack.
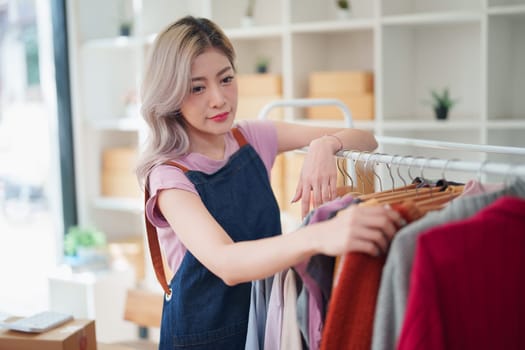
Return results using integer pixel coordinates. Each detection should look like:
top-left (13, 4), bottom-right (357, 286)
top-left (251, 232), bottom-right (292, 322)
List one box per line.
top-left (294, 195), bottom-right (354, 350)
top-left (246, 195), bottom-right (353, 350)
top-left (264, 269), bottom-right (287, 350)
top-left (320, 252), bottom-right (385, 350)
top-left (245, 277), bottom-right (273, 350)
top-left (398, 196), bottom-right (525, 349)
top-left (280, 269), bottom-right (303, 350)
top-left (247, 177), bottom-right (466, 350)
top-left (245, 154), bottom-right (525, 350)
top-left (320, 199), bottom-right (424, 350)
top-left (371, 177), bottom-right (525, 350)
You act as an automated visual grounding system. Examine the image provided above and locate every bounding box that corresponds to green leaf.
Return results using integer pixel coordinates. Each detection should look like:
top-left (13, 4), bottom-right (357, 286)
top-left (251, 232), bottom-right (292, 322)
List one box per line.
top-left (63, 226), bottom-right (107, 256)
top-left (427, 87), bottom-right (458, 110)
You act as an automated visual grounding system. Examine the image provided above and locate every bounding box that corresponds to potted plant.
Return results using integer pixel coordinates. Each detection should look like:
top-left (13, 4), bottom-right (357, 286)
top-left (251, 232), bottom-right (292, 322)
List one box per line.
top-left (118, 0), bottom-right (133, 36)
top-left (255, 56), bottom-right (270, 74)
top-left (336, 0), bottom-right (351, 19)
top-left (119, 20), bottom-right (133, 36)
top-left (242, 0), bottom-right (256, 27)
top-left (426, 87), bottom-right (458, 120)
top-left (64, 226), bottom-right (109, 270)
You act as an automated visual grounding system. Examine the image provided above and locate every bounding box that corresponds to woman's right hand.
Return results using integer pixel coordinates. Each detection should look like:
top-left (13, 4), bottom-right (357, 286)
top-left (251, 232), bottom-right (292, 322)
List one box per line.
top-left (316, 204), bottom-right (404, 257)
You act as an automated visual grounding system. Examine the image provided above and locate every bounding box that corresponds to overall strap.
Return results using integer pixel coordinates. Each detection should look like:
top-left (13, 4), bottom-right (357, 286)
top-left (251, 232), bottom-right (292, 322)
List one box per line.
top-left (144, 188), bottom-right (171, 296)
top-left (232, 127), bottom-right (248, 147)
top-left (144, 127), bottom-right (248, 296)
top-left (144, 160), bottom-right (188, 296)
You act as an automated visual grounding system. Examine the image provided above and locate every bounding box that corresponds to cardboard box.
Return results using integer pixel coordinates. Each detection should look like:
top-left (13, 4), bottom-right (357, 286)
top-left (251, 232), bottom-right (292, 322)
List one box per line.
top-left (237, 95), bottom-right (283, 120)
top-left (236, 74), bottom-right (283, 120)
top-left (306, 93), bottom-right (375, 120)
top-left (309, 71), bottom-right (374, 95)
top-left (102, 148), bottom-right (137, 172)
top-left (237, 74), bottom-right (282, 96)
top-left (101, 170), bottom-right (141, 198)
top-left (100, 147), bottom-right (141, 198)
top-left (0, 319), bottom-right (96, 350)
top-left (97, 344), bottom-right (136, 350)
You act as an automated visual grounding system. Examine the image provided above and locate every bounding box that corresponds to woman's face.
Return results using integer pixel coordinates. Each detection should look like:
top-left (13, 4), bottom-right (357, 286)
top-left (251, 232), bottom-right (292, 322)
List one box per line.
top-left (180, 47), bottom-right (238, 139)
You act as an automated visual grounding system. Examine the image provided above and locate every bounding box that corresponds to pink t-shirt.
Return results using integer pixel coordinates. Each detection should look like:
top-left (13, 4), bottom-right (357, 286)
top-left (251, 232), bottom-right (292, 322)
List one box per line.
top-left (146, 119), bottom-right (278, 274)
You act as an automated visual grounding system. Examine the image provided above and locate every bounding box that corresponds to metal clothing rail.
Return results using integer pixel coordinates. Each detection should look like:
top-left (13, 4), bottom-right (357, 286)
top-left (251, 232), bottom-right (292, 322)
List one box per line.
top-left (257, 98), bottom-right (525, 177)
top-left (257, 98), bottom-right (354, 127)
top-left (337, 150), bottom-right (525, 178)
top-left (376, 136), bottom-right (525, 156)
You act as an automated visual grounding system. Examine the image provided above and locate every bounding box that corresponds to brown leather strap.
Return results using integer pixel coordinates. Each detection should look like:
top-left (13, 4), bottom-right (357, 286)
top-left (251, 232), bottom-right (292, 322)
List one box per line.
top-left (144, 127), bottom-right (247, 295)
top-left (144, 189), bottom-right (171, 295)
top-left (164, 160), bottom-right (189, 173)
top-left (232, 127), bottom-right (248, 147)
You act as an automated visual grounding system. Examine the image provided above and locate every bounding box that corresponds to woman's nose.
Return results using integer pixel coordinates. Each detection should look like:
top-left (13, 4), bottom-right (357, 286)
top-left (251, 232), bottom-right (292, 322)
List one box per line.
top-left (209, 84), bottom-right (226, 108)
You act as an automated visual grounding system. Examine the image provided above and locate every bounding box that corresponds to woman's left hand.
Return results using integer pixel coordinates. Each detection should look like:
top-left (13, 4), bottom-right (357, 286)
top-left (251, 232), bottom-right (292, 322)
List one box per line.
top-left (291, 137), bottom-right (339, 218)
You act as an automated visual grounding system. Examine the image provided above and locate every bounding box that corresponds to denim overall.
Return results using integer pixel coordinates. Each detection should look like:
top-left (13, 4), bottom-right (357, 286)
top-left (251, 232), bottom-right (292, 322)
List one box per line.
top-left (159, 128), bottom-right (282, 349)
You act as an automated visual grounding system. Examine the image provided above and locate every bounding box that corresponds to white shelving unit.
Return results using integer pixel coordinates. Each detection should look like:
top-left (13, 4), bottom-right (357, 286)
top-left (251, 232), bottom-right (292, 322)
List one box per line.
top-left (66, 0), bottom-right (525, 268)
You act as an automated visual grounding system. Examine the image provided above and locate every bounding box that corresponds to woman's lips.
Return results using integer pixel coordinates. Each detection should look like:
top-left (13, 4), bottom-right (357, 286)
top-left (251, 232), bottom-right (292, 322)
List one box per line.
top-left (210, 112), bottom-right (229, 122)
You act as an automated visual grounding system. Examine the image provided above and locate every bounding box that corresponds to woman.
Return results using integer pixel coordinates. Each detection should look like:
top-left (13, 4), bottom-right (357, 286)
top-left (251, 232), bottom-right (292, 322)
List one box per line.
top-left (136, 15), bottom-right (401, 349)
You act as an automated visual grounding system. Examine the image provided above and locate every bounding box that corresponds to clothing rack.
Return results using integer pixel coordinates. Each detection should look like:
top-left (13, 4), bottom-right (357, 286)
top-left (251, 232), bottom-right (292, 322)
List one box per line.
top-left (257, 98), bottom-right (525, 178)
top-left (376, 136), bottom-right (525, 156)
top-left (337, 150), bottom-right (525, 179)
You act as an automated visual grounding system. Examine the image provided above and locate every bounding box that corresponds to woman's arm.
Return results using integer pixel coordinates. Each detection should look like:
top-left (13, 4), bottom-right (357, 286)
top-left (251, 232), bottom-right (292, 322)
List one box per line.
top-left (273, 120), bottom-right (377, 153)
top-left (158, 187), bottom-right (400, 286)
top-left (272, 121), bottom-right (377, 217)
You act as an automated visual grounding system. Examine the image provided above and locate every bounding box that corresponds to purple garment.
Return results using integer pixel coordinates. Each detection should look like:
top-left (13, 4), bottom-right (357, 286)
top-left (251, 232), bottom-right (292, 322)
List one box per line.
top-left (294, 195), bottom-right (354, 350)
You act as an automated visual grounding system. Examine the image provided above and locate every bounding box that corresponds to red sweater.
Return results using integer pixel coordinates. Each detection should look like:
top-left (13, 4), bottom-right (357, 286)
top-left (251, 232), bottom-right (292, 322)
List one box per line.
top-left (321, 201), bottom-right (422, 350)
top-left (398, 196), bottom-right (525, 350)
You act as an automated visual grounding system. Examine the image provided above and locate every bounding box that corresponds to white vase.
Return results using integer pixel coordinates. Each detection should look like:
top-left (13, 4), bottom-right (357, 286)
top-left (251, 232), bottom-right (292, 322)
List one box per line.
top-left (241, 16), bottom-right (254, 28)
top-left (337, 9), bottom-right (350, 20)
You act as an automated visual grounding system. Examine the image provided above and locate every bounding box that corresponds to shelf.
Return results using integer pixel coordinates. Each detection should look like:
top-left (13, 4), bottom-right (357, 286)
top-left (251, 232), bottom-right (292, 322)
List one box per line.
top-left (382, 120), bottom-right (482, 131)
top-left (381, 0), bottom-right (482, 16)
top-left (488, 4), bottom-right (525, 15)
top-left (88, 118), bottom-right (145, 132)
top-left (93, 197), bottom-right (142, 213)
top-left (381, 12), bottom-right (481, 26)
top-left (290, 18), bottom-right (375, 33)
top-left (68, 0), bottom-right (524, 267)
top-left (225, 26), bottom-right (284, 39)
top-left (292, 119), bottom-right (375, 130)
top-left (82, 36), bottom-right (145, 50)
top-left (487, 120), bottom-right (525, 129)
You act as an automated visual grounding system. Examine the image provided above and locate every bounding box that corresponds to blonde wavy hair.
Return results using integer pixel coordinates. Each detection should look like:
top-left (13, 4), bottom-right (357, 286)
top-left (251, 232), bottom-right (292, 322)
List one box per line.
top-left (136, 16), bottom-right (236, 189)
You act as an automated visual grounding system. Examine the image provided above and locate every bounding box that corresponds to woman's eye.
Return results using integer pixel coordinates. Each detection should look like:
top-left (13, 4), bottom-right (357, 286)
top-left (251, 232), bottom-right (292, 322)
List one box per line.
top-left (222, 75), bottom-right (234, 84)
top-left (191, 85), bottom-right (205, 94)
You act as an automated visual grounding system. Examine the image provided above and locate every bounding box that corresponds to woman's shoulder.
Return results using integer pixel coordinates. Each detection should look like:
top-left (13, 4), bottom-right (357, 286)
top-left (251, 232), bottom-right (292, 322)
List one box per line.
top-left (149, 161), bottom-right (187, 183)
top-left (148, 161), bottom-right (197, 194)
top-left (235, 119), bottom-right (277, 143)
top-left (235, 119), bottom-right (279, 173)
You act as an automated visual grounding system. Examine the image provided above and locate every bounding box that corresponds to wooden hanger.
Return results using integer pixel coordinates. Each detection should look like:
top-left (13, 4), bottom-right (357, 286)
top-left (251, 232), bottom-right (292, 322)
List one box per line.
top-left (356, 153), bottom-right (465, 209)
